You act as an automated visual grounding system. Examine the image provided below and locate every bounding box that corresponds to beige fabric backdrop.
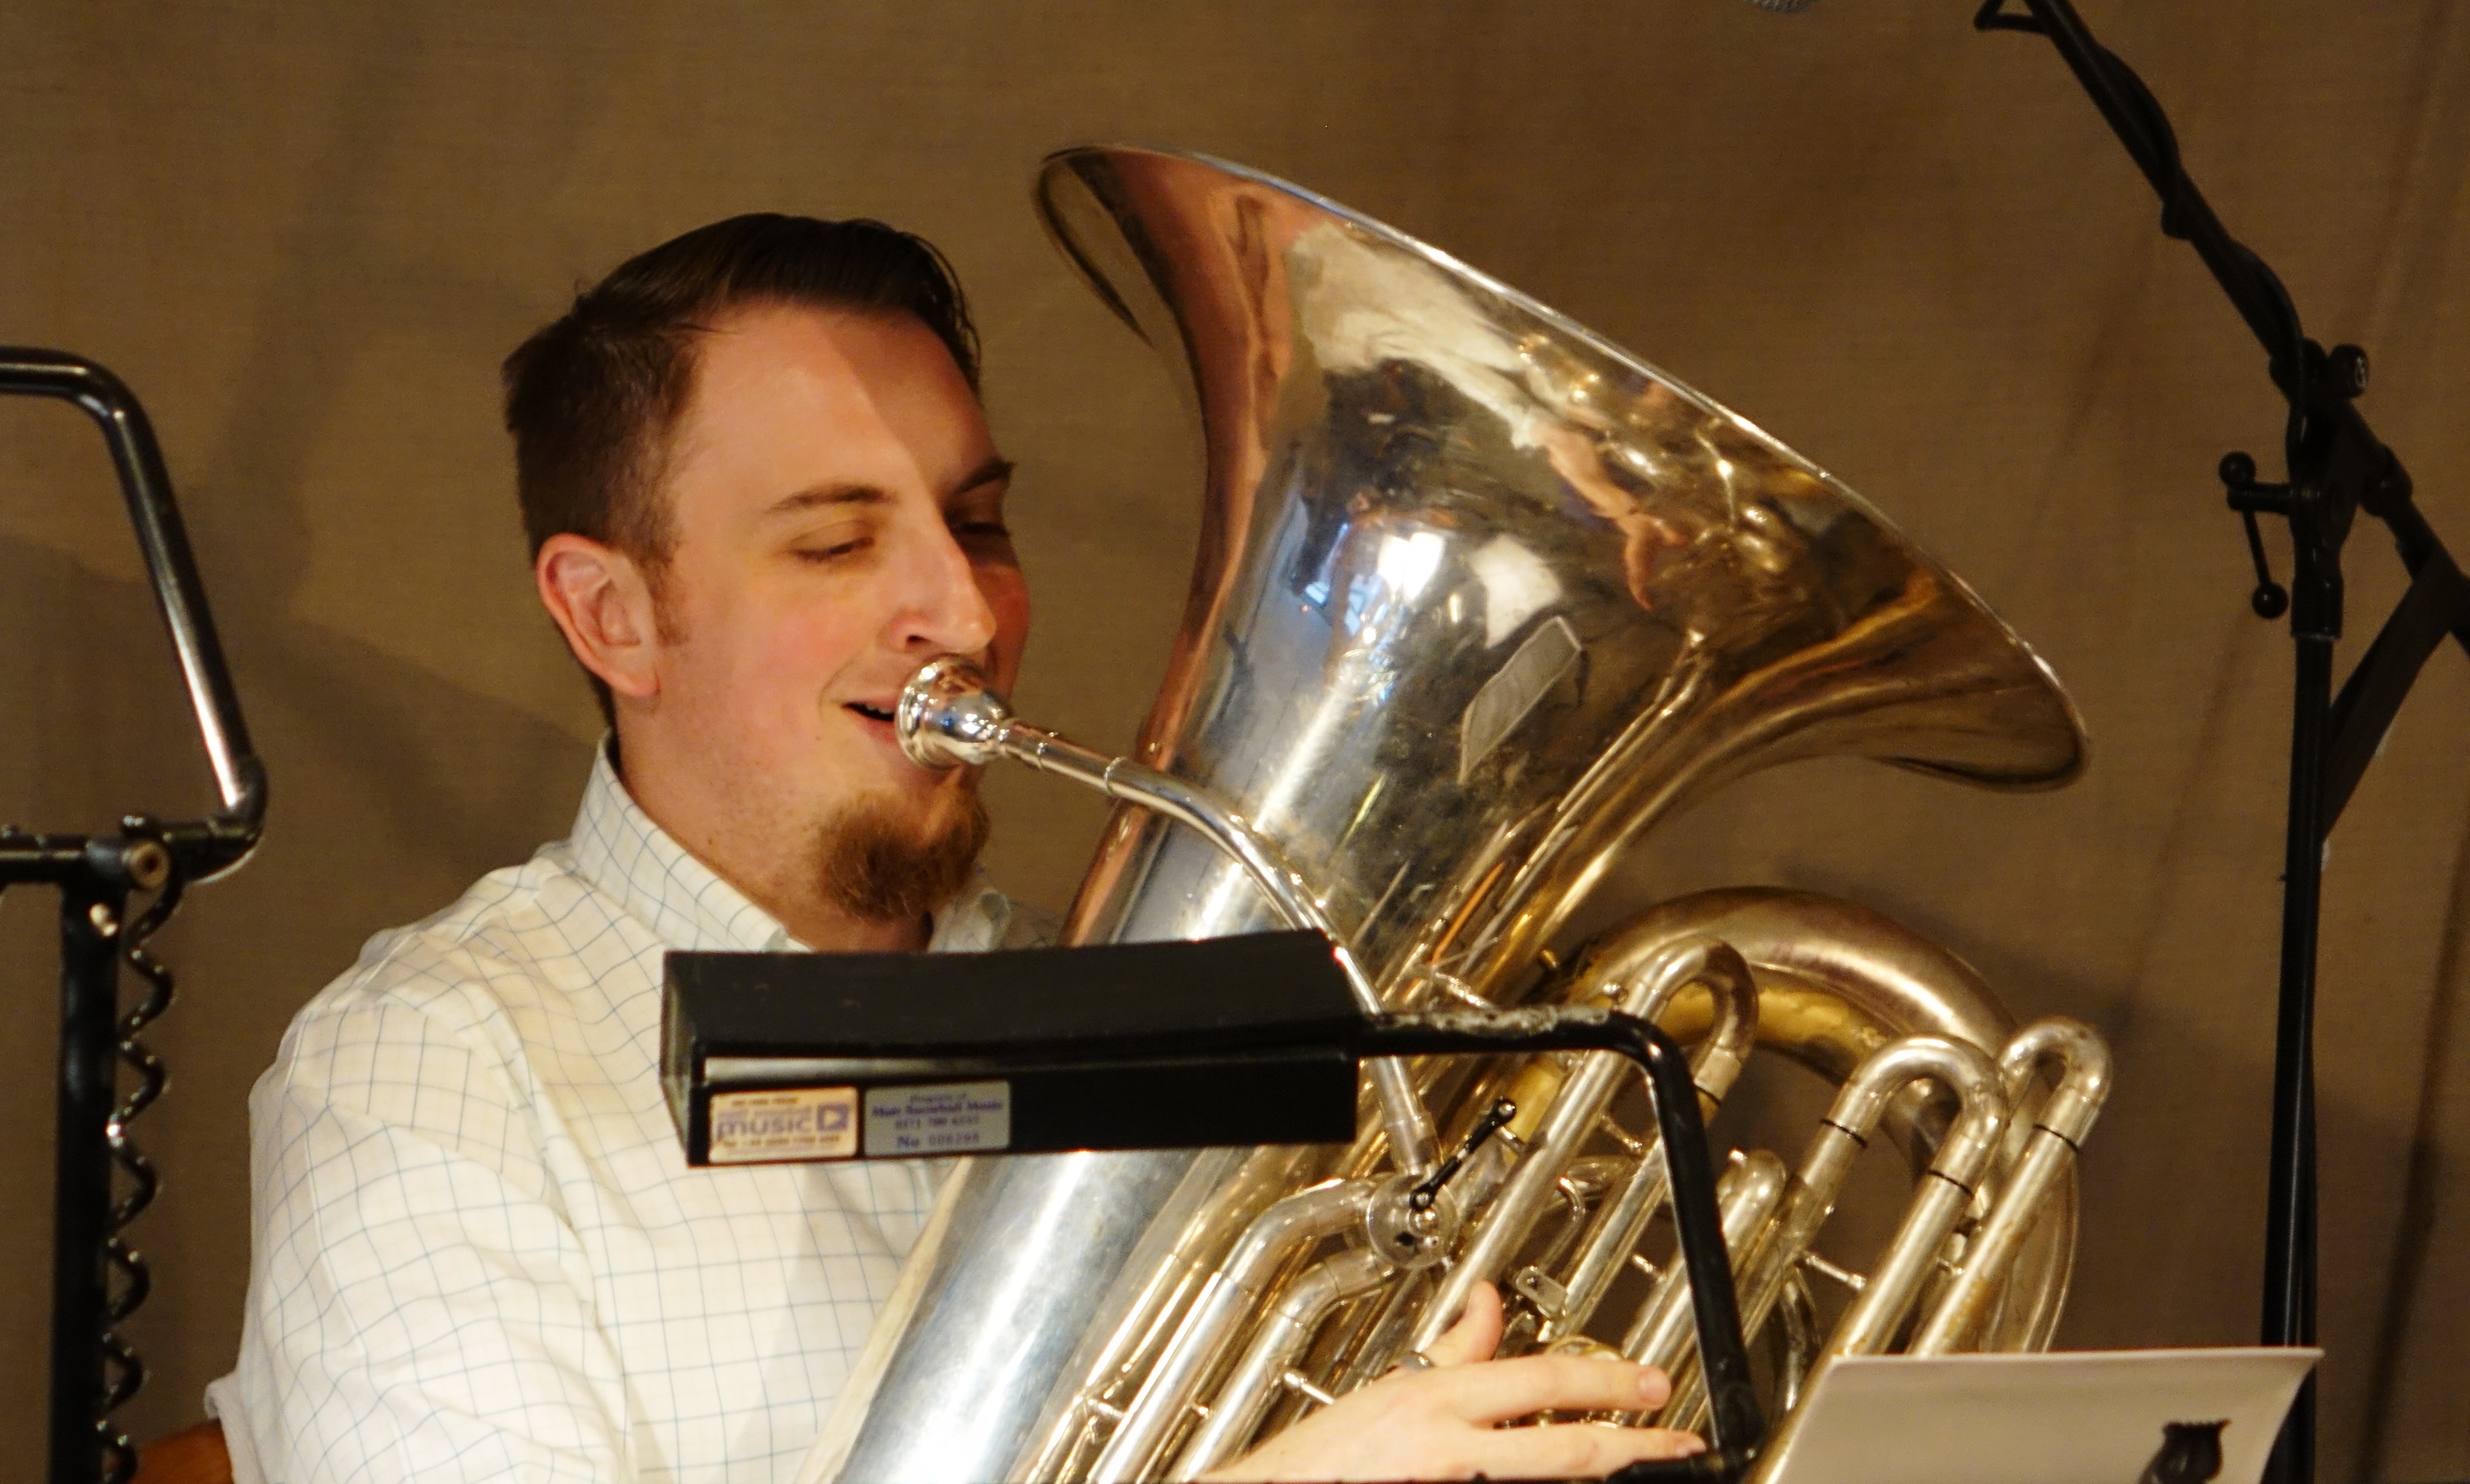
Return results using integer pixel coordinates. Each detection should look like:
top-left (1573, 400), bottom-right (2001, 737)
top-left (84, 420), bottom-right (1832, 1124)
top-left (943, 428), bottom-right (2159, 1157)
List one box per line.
top-left (2, 2), bottom-right (2465, 1478)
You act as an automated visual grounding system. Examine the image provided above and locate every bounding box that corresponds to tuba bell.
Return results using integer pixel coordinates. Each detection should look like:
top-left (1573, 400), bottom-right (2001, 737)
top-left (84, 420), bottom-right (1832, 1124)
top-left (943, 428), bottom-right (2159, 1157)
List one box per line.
top-left (803, 147), bottom-right (2100, 1484)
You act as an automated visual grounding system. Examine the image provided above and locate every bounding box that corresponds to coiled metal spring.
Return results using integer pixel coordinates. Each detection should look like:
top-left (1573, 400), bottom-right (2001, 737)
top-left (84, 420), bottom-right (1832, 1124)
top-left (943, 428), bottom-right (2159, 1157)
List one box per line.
top-left (99, 841), bottom-right (184, 1484)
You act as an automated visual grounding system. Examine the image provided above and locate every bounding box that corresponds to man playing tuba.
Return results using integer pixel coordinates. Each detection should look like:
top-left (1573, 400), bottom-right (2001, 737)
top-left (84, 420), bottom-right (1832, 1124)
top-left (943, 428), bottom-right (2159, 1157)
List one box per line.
top-left (205, 214), bottom-right (1705, 1483)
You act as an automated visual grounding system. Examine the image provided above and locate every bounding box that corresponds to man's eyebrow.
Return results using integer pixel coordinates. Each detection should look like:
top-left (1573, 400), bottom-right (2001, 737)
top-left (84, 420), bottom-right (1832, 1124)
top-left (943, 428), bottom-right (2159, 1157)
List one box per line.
top-left (761, 460), bottom-right (1011, 518)
top-left (762, 484), bottom-right (891, 518)
top-left (948, 456), bottom-right (1016, 497)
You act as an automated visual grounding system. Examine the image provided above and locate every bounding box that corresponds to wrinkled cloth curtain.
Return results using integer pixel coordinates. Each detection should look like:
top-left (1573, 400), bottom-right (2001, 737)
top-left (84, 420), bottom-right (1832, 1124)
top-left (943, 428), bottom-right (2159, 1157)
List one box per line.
top-left (1, 2), bottom-right (2463, 1477)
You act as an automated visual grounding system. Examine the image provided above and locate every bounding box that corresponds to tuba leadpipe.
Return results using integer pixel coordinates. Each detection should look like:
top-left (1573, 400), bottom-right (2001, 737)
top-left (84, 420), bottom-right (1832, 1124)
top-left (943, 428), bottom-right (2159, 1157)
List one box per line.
top-left (899, 654), bottom-right (1437, 1171)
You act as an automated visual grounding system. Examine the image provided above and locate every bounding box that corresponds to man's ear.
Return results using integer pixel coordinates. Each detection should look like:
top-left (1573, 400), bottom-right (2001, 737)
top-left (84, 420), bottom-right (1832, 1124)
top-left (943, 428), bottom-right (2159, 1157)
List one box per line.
top-left (536, 534), bottom-right (666, 704)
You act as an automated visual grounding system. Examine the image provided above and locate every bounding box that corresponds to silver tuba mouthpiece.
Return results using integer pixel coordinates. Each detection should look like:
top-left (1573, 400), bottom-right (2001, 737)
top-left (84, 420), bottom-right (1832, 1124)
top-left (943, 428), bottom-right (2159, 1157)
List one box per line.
top-left (895, 656), bottom-right (1013, 769)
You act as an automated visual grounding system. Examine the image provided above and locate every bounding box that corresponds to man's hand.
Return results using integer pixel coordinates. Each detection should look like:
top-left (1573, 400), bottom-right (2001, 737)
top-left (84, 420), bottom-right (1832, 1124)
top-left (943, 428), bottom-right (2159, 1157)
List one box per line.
top-left (1204, 1281), bottom-right (1705, 1482)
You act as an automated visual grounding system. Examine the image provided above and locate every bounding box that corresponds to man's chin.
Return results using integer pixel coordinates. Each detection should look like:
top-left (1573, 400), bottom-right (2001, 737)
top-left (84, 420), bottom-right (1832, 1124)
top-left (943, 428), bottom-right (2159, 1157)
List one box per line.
top-left (818, 779), bottom-right (991, 925)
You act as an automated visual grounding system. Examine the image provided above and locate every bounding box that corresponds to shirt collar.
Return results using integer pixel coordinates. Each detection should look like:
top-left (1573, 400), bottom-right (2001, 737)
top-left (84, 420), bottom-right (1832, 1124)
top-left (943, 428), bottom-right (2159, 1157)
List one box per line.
top-left (567, 738), bottom-right (1012, 955)
top-left (930, 870), bottom-right (1015, 954)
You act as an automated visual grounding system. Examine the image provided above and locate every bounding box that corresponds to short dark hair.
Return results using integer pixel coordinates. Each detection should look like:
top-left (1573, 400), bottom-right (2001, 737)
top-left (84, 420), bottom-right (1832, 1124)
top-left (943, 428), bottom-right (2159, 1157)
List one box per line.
top-left (502, 213), bottom-right (981, 725)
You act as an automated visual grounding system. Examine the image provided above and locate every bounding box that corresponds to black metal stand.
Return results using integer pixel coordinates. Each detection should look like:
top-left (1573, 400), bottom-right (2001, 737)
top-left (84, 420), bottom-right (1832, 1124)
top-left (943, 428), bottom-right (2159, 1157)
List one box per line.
top-left (1969, 9), bottom-right (2470, 1482)
top-left (2, 349), bottom-right (266, 1484)
top-left (49, 878), bottom-right (125, 1484)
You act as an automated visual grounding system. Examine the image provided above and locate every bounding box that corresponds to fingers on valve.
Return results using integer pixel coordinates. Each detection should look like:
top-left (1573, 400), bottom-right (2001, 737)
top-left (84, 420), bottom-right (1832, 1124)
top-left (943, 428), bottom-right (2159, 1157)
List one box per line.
top-left (1433, 1353), bottom-right (1669, 1422)
top-left (1473, 1420), bottom-right (1706, 1480)
top-left (1422, 1281), bottom-right (1505, 1367)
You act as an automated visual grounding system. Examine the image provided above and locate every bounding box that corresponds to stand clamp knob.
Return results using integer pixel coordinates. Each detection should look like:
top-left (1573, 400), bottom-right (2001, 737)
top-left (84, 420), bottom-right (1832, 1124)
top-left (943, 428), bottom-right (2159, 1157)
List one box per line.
top-left (2220, 450), bottom-right (2291, 620)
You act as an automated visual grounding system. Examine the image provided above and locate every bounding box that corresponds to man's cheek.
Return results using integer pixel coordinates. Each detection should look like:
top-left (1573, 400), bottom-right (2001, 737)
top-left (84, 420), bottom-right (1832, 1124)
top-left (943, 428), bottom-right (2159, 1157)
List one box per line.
top-left (981, 574), bottom-right (1031, 682)
top-left (767, 613), bottom-right (870, 685)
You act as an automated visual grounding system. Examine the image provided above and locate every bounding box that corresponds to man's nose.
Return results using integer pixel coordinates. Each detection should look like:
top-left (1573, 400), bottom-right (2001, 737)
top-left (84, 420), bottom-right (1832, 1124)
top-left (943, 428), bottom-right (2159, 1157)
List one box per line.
top-left (892, 521), bottom-right (998, 657)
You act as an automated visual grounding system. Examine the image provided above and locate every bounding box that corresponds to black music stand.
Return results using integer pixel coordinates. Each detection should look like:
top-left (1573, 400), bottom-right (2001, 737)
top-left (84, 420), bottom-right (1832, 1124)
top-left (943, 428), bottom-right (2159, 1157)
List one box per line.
top-left (663, 933), bottom-right (1767, 1480)
top-left (2, 350), bottom-right (267, 1484)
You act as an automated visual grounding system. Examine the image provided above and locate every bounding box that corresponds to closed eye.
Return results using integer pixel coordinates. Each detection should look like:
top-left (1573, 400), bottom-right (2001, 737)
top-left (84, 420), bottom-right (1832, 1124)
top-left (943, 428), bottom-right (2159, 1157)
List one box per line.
top-left (794, 536), bottom-right (873, 563)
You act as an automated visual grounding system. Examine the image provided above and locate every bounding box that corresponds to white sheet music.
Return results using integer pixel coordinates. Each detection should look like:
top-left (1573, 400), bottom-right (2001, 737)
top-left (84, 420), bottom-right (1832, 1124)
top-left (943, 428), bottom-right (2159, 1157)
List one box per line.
top-left (1759, 1348), bottom-right (2320, 1484)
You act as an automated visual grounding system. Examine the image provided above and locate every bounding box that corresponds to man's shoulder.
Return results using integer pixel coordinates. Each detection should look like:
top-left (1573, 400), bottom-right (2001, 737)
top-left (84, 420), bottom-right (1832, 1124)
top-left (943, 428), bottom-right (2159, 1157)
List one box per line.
top-left (285, 840), bottom-right (652, 1059)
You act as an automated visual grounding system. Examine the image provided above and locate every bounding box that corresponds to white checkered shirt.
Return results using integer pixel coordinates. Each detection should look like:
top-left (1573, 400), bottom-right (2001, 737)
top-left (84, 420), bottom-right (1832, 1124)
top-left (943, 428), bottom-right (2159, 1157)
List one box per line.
top-left (206, 746), bottom-right (1048, 1483)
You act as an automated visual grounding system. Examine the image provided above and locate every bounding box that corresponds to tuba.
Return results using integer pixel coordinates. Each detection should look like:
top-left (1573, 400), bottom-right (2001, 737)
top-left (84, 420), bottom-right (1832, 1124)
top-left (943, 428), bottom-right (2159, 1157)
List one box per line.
top-left (806, 147), bottom-right (2101, 1484)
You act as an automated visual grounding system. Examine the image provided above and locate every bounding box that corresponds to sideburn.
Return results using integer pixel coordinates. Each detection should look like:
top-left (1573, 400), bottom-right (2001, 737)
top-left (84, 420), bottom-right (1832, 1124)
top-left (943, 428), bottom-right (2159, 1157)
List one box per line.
top-left (820, 781), bottom-right (993, 926)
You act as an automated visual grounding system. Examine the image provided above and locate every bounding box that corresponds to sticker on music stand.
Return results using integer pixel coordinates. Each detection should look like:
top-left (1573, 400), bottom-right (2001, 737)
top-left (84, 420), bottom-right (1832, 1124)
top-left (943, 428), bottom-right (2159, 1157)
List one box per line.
top-left (709, 1086), bottom-right (858, 1163)
top-left (864, 1081), bottom-right (1012, 1156)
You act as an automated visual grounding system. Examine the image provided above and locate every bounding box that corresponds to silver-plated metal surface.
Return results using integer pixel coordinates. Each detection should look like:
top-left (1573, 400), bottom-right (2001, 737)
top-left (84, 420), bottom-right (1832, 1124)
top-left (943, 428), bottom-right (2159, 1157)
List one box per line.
top-left (1168, 1248), bottom-right (1396, 1480)
top-left (1089, 1180), bottom-right (1376, 1483)
top-left (814, 1149), bottom-right (1202, 1484)
top-left (1661, 1034), bottom-right (2009, 1436)
top-left (1035, 147), bottom-right (2084, 1008)
top-left (1819, 1041), bottom-right (2007, 1360)
top-left (1736, 1046), bottom-right (2012, 1484)
top-left (1621, 1150), bottom-right (1789, 1378)
top-left (1908, 1017), bottom-right (2112, 1355)
top-left (1598, 886), bottom-right (2078, 1352)
top-left (898, 654), bottom-right (1012, 768)
top-left (818, 146), bottom-right (2090, 1483)
top-left (1407, 938), bottom-right (1754, 1356)
top-left (1527, 934), bottom-right (1761, 1344)
top-left (1014, 1145), bottom-right (1324, 1484)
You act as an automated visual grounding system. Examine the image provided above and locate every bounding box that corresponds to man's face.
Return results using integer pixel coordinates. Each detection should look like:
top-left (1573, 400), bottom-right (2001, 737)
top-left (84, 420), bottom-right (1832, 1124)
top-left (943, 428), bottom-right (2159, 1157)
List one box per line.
top-left (640, 301), bottom-right (1027, 913)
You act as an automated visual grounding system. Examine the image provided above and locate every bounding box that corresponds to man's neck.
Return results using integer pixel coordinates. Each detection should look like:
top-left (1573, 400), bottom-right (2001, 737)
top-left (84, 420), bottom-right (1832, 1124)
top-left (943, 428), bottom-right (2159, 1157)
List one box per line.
top-left (608, 737), bottom-right (930, 954)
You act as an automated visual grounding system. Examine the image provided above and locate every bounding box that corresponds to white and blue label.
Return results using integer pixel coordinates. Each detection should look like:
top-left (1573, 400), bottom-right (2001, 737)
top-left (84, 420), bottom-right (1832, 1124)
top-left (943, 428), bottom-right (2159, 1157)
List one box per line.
top-left (863, 1081), bottom-right (1012, 1156)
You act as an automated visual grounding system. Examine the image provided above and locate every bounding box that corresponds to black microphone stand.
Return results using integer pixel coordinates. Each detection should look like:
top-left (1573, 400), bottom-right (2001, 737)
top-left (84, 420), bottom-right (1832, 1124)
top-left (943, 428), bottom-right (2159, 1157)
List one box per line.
top-left (1969, 7), bottom-right (2470, 1483)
